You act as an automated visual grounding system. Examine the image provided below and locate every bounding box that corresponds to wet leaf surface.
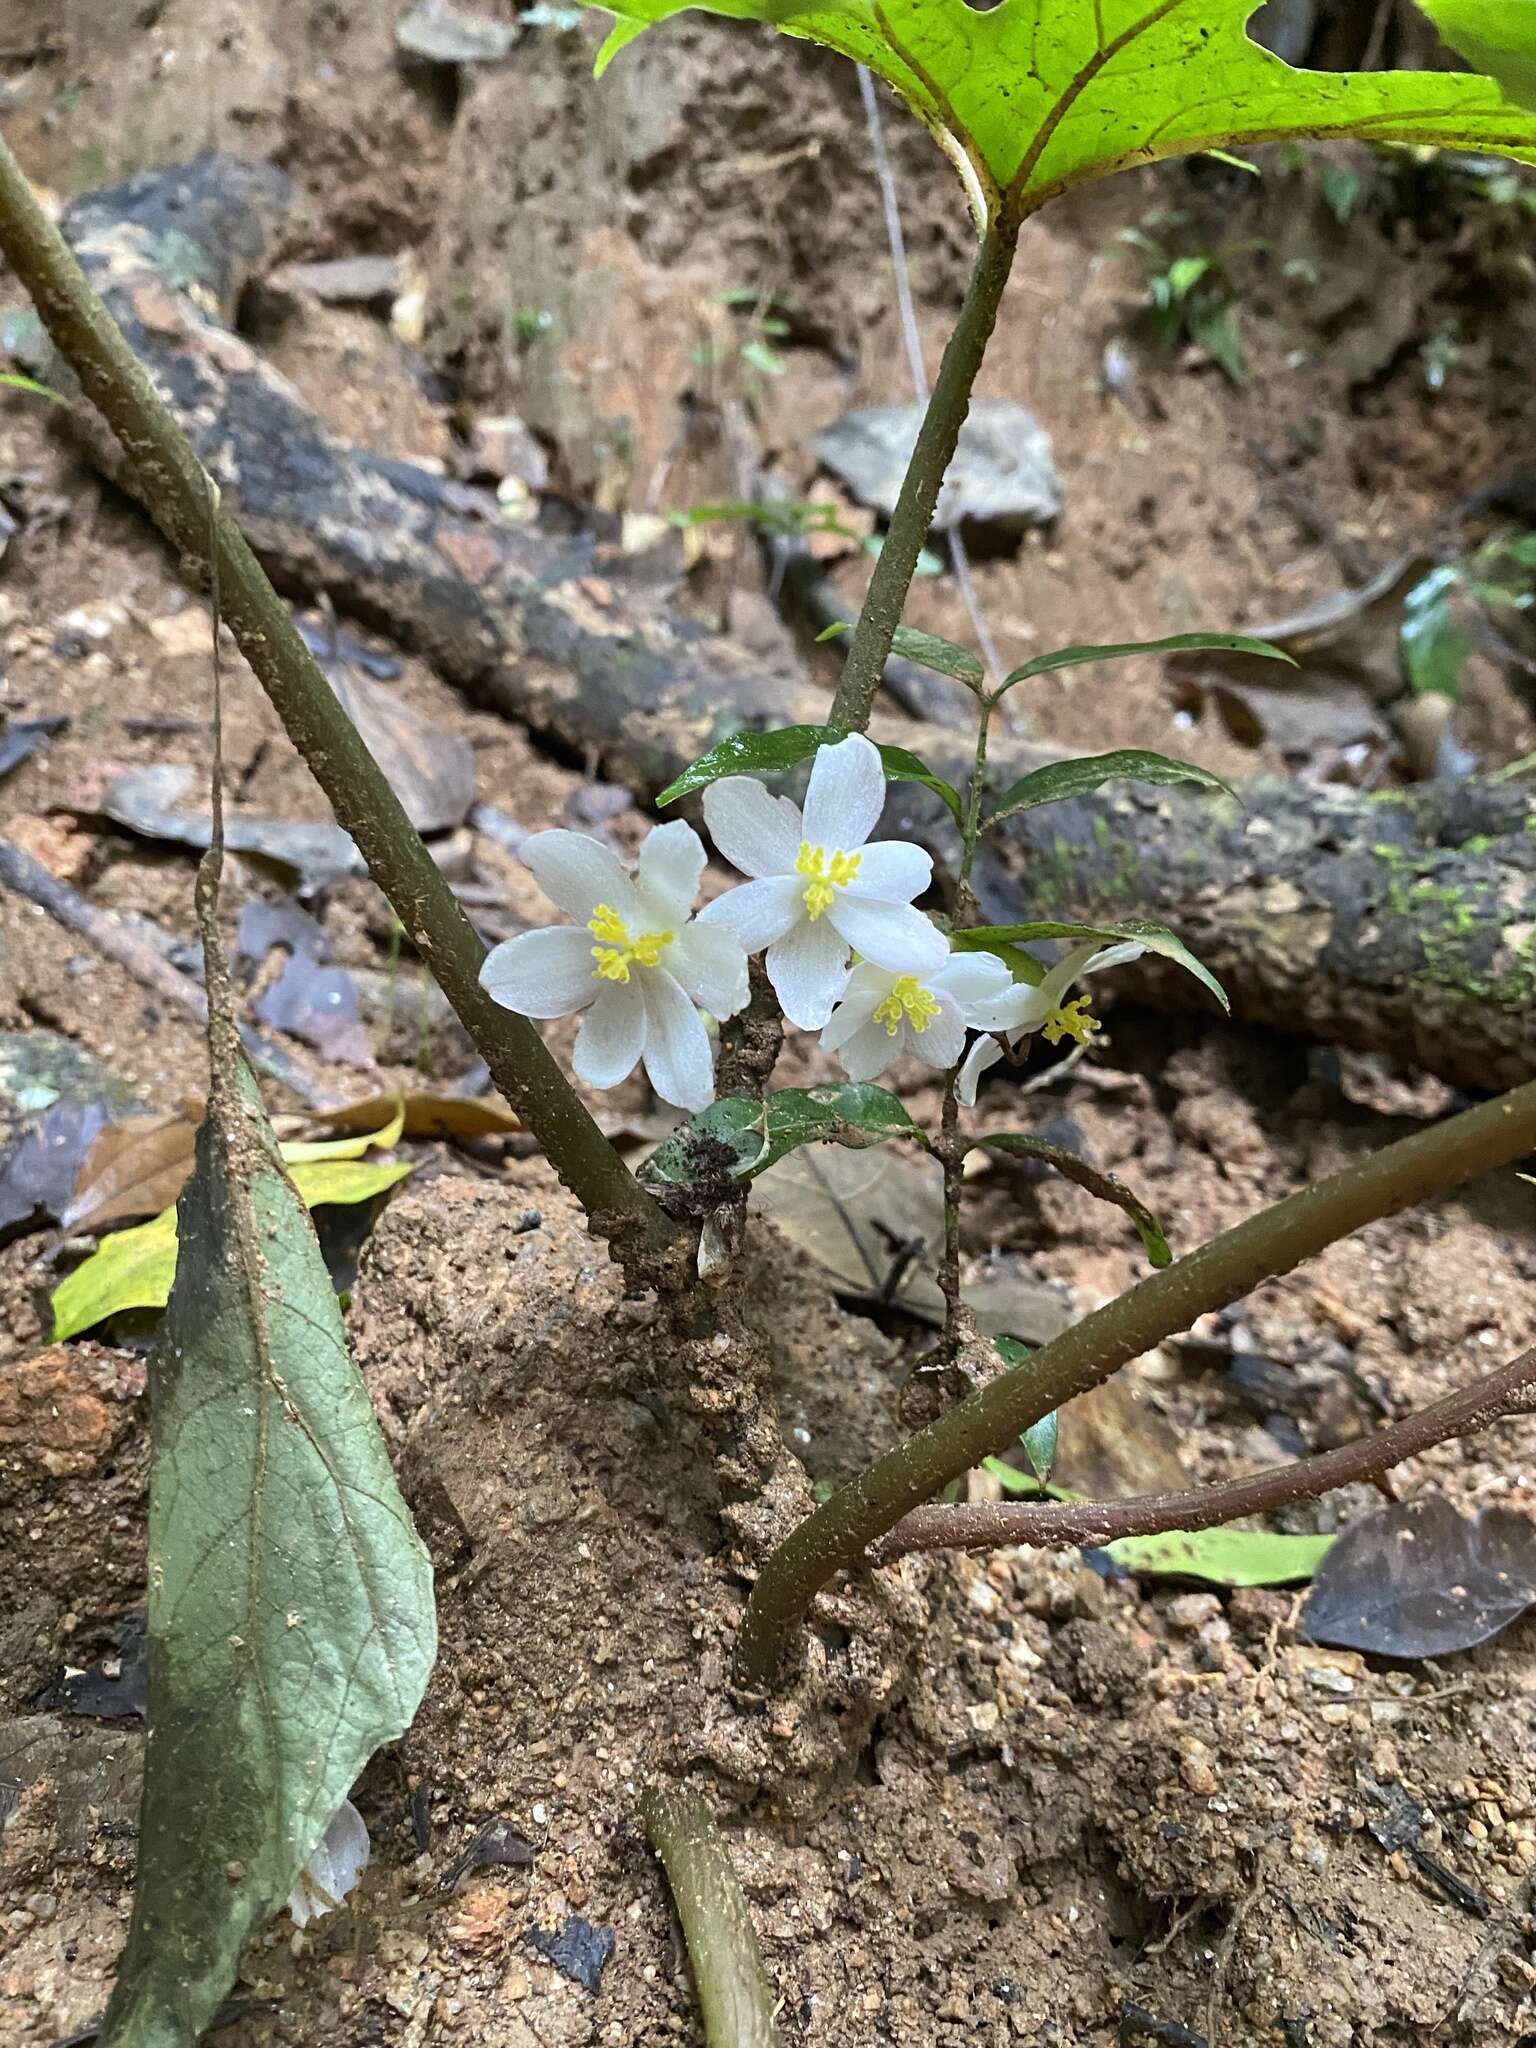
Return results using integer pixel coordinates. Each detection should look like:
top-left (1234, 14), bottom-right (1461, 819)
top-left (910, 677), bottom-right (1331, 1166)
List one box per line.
top-left (1302, 1495), bottom-right (1536, 1657)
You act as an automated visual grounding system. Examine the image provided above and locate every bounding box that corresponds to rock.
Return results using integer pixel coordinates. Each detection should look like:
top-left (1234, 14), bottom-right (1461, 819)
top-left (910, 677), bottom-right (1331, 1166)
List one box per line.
top-left (0, 1344), bottom-right (145, 1478)
top-left (396, 3), bottom-right (518, 64)
top-left (809, 397), bottom-right (1063, 539)
top-left (524, 1913), bottom-right (615, 1994)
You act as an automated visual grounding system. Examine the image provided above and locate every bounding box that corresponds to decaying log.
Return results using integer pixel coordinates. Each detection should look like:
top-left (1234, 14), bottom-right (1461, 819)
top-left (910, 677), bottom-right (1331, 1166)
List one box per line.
top-left (36, 155), bottom-right (1536, 1090)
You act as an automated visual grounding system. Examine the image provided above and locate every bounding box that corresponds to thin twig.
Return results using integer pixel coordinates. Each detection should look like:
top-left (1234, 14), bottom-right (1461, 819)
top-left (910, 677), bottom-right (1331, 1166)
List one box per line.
top-left (736, 1082), bottom-right (1536, 1686)
top-left (0, 134), bottom-right (681, 1280)
top-left (869, 1346), bottom-right (1536, 1563)
top-left (641, 1784), bottom-right (780, 2048)
top-left (0, 830), bottom-right (325, 1107)
top-left (856, 64), bottom-right (1007, 689)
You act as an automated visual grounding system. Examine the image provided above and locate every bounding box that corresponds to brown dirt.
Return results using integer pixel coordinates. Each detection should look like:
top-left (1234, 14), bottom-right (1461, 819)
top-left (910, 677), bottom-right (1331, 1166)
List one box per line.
top-left (3, 8), bottom-right (1536, 2046)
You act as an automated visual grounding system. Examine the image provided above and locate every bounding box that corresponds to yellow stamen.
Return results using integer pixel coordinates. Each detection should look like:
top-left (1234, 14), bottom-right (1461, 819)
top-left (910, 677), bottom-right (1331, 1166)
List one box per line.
top-left (872, 975), bottom-right (941, 1038)
top-left (1042, 995), bottom-right (1101, 1047)
top-left (587, 902), bottom-right (672, 984)
top-left (795, 841), bottom-right (861, 920)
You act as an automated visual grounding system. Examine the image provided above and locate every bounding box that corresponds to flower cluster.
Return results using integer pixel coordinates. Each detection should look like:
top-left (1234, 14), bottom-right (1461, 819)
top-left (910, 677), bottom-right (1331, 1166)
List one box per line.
top-left (480, 734), bottom-right (1140, 1111)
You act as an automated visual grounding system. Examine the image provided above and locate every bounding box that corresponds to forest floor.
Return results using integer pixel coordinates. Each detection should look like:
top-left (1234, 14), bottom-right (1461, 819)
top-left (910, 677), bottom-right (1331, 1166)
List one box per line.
top-left (3, 6), bottom-right (1536, 2045)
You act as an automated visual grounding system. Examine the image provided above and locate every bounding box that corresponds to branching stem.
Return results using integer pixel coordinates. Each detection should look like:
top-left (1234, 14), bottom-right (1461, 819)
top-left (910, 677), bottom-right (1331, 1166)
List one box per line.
top-left (641, 1785), bottom-right (780, 2048)
top-left (0, 131), bottom-right (681, 1279)
top-left (735, 1078), bottom-right (1536, 1686)
top-left (872, 1346), bottom-right (1536, 1562)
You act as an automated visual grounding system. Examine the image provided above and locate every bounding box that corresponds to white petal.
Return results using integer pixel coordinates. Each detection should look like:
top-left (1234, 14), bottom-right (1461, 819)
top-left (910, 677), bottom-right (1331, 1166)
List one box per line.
top-left (1083, 940), bottom-right (1147, 976)
top-left (479, 927), bottom-right (596, 1019)
top-left (845, 839), bottom-right (931, 905)
top-left (668, 923), bottom-right (750, 1019)
top-left (933, 951), bottom-right (1015, 1011)
top-left (572, 979), bottom-right (645, 1089)
top-left (697, 875), bottom-right (802, 952)
top-left (828, 895), bottom-right (948, 975)
top-left (702, 776), bottom-right (802, 879)
top-left (636, 819), bottom-right (706, 927)
top-left (834, 1016), bottom-right (900, 1083)
top-left (964, 978), bottom-right (1046, 1034)
top-left (957, 1034), bottom-right (1004, 1107)
top-left (905, 990), bottom-right (965, 1070)
top-left (640, 970), bottom-right (715, 1111)
top-left (819, 968), bottom-right (888, 1054)
top-left (766, 915), bottom-right (850, 1030)
top-left (802, 732), bottom-right (885, 852)
top-left (523, 830), bottom-right (638, 924)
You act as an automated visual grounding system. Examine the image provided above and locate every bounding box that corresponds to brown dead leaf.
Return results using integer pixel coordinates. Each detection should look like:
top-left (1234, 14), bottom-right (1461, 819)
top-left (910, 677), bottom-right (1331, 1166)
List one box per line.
top-left (62, 1110), bottom-right (200, 1234)
top-left (310, 1091), bottom-right (520, 1142)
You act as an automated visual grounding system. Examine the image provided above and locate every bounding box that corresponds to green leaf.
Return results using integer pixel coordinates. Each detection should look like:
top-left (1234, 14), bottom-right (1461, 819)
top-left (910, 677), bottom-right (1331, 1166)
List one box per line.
top-left (1418, 0), bottom-right (1536, 111)
top-left (981, 1133), bottom-right (1173, 1266)
top-left (817, 618), bottom-right (985, 691)
top-left (50, 1153), bottom-right (413, 1339)
top-left (655, 722), bottom-right (963, 823)
top-left (983, 748), bottom-right (1237, 830)
top-left (639, 1083), bottom-right (925, 1188)
top-left (1185, 295), bottom-right (1247, 384)
top-left (1100, 1527), bottom-right (1335, 1586)
top-left (1320, 161), bottom-right (1362, 224)
top-left (953, 917), bottom-right (1229, 1013)
top-left (91, 1049), bottom-right (434, 2047)
top-left (990, 1337), bottom-right (1059, 1484)
top-left (1400, 564), bottom-right (1472, 700)
top-left (0, 370), bottom-right (64, 403)
top-left (998, 631), bottom-right (1291, 693)
top-left (586, 0), bottom-right (1536, 228)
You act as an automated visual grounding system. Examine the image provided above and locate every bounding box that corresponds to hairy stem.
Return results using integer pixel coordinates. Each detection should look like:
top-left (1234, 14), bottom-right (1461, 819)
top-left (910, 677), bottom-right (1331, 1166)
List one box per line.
top-left (872, 1347), bottom-right (1536, 1562)
top-left (735, 1078), bottom-right (1536, 1687)
top-left (0, 132), bottom-right (680, 1277)
top-left (641, 1785), bottom-right (780, 2048)
top-left (828, 219), bottom-right (1018, 732)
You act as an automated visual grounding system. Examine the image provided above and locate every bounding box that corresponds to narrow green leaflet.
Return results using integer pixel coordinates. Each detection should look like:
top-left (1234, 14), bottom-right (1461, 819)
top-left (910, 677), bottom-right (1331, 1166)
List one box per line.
top-left (1100, 1527), bottom-right (1335, 1586)
top-left (998, 632), bottom-right (1291, 693)
top-left (51, 1153), bottom-right (414, 1339)
top-left (0, 369), bottom-right (63, 402)
top-left (586, 0), bottom-right (1536, 228)
top-left (993, 1337), bottom-right (1060, 1483)
top-left (656, 722), bottom-right (963, 824)
top-left (982, 1134), bottom-right (1172, 1266)
top-left (817, 618), bottom-right (985, 691)
top-left (983, 749), bottom-right (1237, 830)
top-left (1399, 564), bottom-right (1471, 699)
top-left (93, 1049), bottom-right (434, 2048)
top-left (640, 1083), bottom-right (925, 1188)
top-left (953, 917), bottom-right (1229, 1013)
top-left (1419, 0), bottom-right (1536, 110)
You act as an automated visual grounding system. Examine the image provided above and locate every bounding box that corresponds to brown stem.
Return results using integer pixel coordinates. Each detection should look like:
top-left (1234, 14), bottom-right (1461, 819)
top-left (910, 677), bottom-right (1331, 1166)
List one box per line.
top-left (0, 130), bottom-right (682, 1280)
top-left (735, 1077), bottom-right (1536, 1687)
top-left (871, 1347), bottom-right (1536, 1562)
top-left (640, 1785), bottom-right (780, 2048)
top-left (713, 959), bottom-right (784, 1104)
top-left (938, 1076), bottom-right (965, 1349)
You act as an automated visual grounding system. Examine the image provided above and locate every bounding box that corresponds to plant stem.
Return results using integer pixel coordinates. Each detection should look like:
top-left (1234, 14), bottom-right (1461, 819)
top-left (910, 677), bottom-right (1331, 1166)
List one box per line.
top-left (871, 1347), bottom-right (1536, 1562)
top-left (641, 1785), bottom-right (780, 2048)
top-left (937, 1076), bottom-right (965, 1349)
top-left (828, 219), bottom-right (1019, 733)
top-left (0, 131), bottom-right (681, 1278)
top-left (735, 1077), bottom-right (1536, 1687)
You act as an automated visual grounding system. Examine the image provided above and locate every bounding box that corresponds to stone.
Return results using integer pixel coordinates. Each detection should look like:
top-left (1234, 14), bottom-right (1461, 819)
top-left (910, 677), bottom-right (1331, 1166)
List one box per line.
top-left (809, 396), bottom-right (1063, 539)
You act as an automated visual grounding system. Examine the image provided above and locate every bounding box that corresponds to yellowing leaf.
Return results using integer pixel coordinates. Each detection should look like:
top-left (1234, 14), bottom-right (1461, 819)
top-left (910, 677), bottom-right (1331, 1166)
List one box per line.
top-left (589, 0), bottom-right (1536, 226)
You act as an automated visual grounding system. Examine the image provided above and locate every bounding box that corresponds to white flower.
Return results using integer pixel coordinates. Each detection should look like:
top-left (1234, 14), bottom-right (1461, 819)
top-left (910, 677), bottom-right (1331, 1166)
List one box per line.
top-left (820, 950), bottom-right (1016, 1082)
top-left (287, 1799), bottom-right (369, 1930)
top-left (698, 732), bottom-right (946, 1030)
top-left (957, 940), bottom-right (1145, 1105)
top-left (479, 822), bottom-right (748, 1112)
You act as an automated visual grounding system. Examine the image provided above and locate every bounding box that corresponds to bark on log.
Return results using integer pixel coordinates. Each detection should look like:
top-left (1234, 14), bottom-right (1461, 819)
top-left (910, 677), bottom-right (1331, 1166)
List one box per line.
top-left (41, 154), bottom-right (1536, 1091)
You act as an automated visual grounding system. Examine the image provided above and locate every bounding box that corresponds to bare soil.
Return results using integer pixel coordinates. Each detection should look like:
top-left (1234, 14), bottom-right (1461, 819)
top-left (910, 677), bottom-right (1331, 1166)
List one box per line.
top-left (3, 8), bottom-right (1536, 2045)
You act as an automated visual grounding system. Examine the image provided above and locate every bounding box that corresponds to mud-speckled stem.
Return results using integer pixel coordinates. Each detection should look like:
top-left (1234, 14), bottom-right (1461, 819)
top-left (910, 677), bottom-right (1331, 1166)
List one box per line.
top-left (872, 1346), bottom-right (1536, 1561)
top-left (736, 1078), bottom-right (1536, 1687)
top-left (0, 131), bottom-right (682, 1279)
top-left (828, 219), bottom-right (1018, 732)
top-left (642, 1785), bottom-right (780, 2048)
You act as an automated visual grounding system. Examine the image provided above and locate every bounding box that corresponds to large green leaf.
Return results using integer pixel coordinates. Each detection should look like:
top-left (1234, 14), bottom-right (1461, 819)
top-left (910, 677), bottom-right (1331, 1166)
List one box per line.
top-left (587, 0), bottom-right (1536, 226)
top-left (983, 748), bottom-right (1237, 830)
top-left (997, 631), bottom-right (1291, 694)
top-left (93, 1043), bottom-right (434, 2047)
top-left (640, 1082), bottom-right (925, 1187)
top-left (952, 916), bottom-right (1229, 1013)
top-left (1419, 0), bottom-right (1536, 110)
top-left (50, 1150), bottom-right (414, 1340)
top-left (656, 722), bottom-right (963, 824)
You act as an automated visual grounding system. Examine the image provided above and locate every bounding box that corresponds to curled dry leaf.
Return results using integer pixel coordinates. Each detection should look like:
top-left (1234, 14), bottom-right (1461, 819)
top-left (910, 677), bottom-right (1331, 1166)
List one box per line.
top-left (1302, 1494), bottom-right (1536, 1659)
